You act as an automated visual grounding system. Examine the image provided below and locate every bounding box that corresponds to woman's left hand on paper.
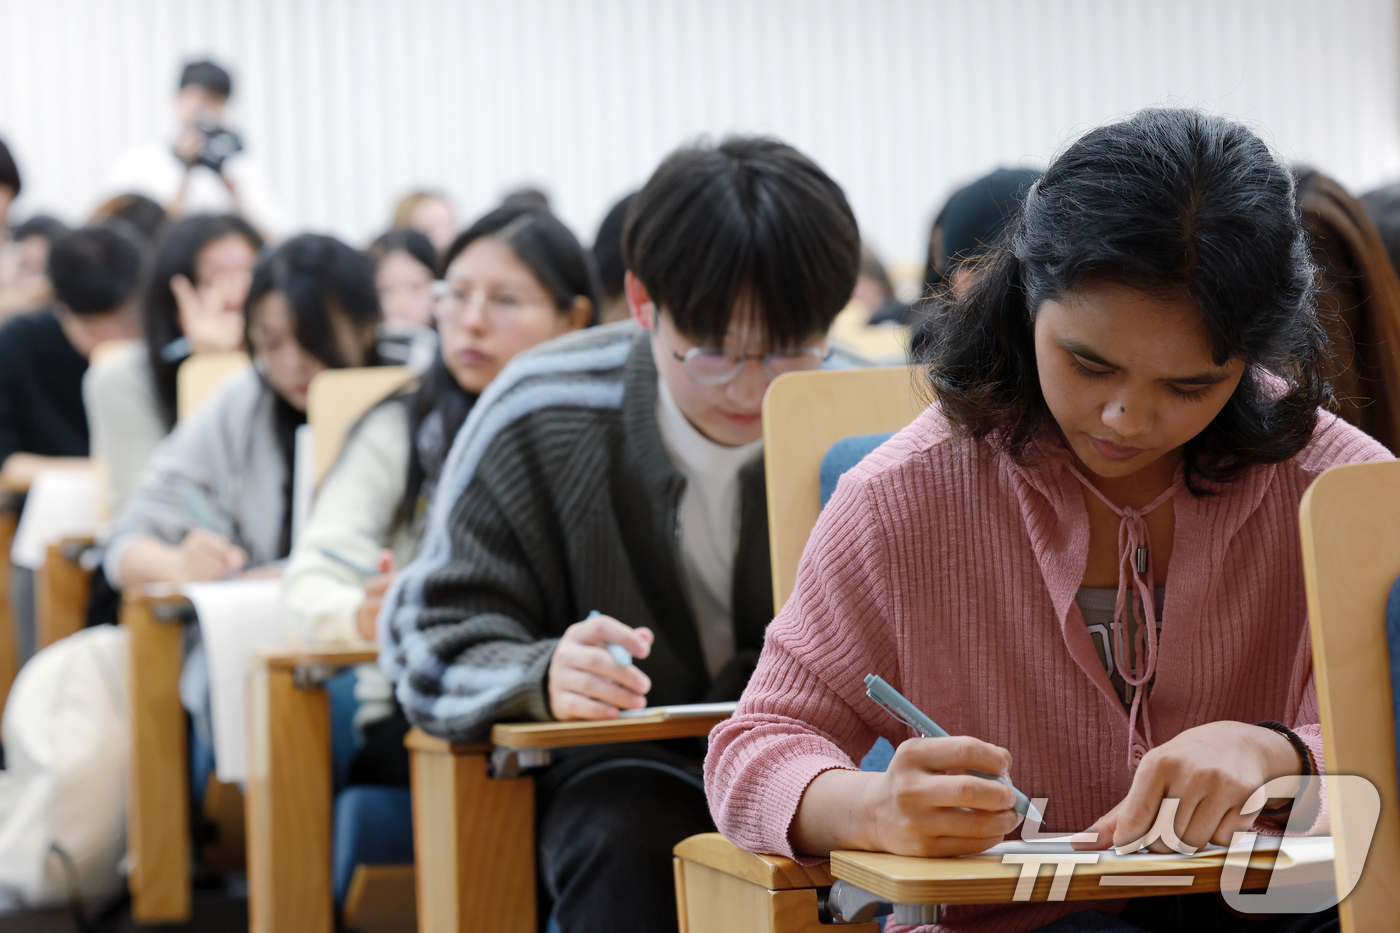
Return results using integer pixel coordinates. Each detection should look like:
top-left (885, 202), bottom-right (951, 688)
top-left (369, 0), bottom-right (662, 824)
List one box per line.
top-left (1074, 720), bottom-right (1303, 854)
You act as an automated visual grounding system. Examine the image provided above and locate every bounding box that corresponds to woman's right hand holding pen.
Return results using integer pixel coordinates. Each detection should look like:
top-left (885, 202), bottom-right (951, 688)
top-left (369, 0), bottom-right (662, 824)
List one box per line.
top-left (547, 613), bottom-right (654, 721)
top-left (355, 550), bottom-right (397, 640)
top-left (792, 736), bottom-right (1022, 858)
top-left (178, 528), bottom-right (247, 581)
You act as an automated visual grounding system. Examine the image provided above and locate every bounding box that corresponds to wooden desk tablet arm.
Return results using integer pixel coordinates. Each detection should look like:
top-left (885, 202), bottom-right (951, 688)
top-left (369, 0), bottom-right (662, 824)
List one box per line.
top-left (36, 533), bottom-right (97, 649)
top-left (122, 589), bottom-right (197, 924)
top-left (245, 647), bottom-right (379, 933)
top-left (673, 831), bottom-right (1333, 933)
top-left (672, 834), bottom-right (882, 933)
top-left (406, 712), bottom-right (734, 933)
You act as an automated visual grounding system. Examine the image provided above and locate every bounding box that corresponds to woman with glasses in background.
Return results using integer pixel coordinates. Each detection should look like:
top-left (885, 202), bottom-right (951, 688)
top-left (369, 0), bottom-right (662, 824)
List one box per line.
top-left (279, 204), bottom-right (596, 783)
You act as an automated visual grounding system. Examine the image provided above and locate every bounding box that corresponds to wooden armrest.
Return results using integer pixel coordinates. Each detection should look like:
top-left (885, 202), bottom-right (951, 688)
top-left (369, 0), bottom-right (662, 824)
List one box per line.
top-left (828, 841), bottom-right (1330, 906)
top-left (403, 714), bottom-right (728, 758)
top-left (122, 587), bottom-right (195, 624)
top-left (255, 646), bottom-right (379, 673)
top-left (37, 538), bottom-right (97, 649)
top-left (55, 534), bottom-right (96, 562)
top-left (491, 712), bottom-right (728, 750)
top-left (673, 833), bottom-right (834, 889)
top-left (123, 584), bottom-right (192, 921)
top-left (404, 728), bottom-right (491, 757)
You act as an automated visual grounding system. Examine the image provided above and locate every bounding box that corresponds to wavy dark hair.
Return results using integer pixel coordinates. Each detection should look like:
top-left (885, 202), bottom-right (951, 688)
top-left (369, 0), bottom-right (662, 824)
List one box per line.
top-left (144, 214), bottom-right (264, 428)
top-left (926, 108), bottom-right (1329, 494)
top-left (246, 233), bottom-right (384, 554)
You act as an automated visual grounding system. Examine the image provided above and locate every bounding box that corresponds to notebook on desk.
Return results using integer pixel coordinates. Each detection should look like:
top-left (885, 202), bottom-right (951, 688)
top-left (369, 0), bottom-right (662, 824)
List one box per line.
top-left (617, 701), bottom-right (738, 720)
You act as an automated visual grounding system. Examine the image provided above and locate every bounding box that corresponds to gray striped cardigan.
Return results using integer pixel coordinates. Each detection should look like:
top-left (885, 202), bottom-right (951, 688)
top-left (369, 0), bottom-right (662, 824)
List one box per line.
top-left (378, 322), bottom-right (774, 742)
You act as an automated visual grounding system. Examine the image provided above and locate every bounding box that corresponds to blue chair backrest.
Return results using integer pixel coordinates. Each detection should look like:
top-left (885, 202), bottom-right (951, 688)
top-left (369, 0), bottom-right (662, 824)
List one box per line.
top-left (1386, 575), bottom-right (1400, 796)
top-left (820, 432), bottom-right (897, 772)
top-left (820, 433), bottom-right (895, 509)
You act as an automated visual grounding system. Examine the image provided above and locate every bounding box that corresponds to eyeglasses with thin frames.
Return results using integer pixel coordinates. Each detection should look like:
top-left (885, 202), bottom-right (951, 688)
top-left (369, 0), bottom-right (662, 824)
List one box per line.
top-left (653, 309), bottom-right (830, 386)
top-left (433, 279), bottom-right (553, 325)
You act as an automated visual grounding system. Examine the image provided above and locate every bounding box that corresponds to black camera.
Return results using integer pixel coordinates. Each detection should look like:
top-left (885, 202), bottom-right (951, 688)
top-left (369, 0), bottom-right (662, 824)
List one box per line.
top-left (194, 117), bottom-right (244, 173)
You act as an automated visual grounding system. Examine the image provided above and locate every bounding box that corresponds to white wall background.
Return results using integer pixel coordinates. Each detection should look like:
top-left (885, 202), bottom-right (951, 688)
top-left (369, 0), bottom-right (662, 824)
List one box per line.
top-left (2, 0), bottom-right (1399, 269)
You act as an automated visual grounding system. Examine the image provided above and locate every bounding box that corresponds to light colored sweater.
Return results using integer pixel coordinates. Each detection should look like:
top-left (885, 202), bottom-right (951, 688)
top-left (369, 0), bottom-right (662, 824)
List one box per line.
top-left (656, 376), bottom-right (764, 678)
top-left (102, 367), bottom-right (290, 587)
top-left (705, 406), bottom-right (1390, 933)
top-left (82, 341), bottom-right (167, 514)
top-left (280, 397), bottom-right (417, 725)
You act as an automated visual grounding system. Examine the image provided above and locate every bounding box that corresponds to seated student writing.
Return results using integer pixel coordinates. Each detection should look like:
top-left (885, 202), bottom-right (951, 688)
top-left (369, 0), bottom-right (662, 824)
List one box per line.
top-left (280, 205), bottom-right (595, 783)
top-left (0, 223), bottom-right (142, 488)
top-left (102, 233), bottom-right (382, 588)
top-left (379, 138), bottom-right (860, 933)
top-left (706, 109), bottom-right (1381, 933)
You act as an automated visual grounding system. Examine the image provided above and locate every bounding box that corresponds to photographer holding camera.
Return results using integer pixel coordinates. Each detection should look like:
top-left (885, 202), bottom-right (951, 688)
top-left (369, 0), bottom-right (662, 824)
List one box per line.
top-left (106, 60), bottom-right (283, 239)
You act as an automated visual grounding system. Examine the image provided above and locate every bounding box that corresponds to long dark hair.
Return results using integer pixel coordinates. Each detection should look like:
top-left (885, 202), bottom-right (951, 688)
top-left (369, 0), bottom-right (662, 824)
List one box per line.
top-left (245, 233), bottom-right (384, 554)
top-left (144, 214), bottom-right (264, 428)
top-left (926, 108), bottom-right (1329, 494)
top-left (396, 205), bottom-right (600, 524)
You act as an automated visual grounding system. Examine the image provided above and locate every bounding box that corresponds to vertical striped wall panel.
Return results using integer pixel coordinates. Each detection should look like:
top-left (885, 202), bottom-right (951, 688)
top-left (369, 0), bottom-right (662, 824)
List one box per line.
top-left (1, 0), bottom-right (1397, 266)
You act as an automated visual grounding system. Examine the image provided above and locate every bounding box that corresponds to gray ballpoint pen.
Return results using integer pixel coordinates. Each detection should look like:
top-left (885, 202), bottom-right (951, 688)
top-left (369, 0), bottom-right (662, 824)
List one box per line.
top-left (864, 674), bottom-right (1044, 824)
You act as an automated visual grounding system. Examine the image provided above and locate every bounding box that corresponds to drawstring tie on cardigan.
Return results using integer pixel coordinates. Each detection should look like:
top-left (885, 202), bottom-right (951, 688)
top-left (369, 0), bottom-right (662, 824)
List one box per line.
top-left (1069, 466), bottom-right (1183, 769)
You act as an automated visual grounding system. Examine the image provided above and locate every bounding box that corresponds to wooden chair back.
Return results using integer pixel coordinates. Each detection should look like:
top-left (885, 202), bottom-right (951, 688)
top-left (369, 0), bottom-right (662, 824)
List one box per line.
top-left (1299, 459), bottom-right (1400, 931)
top-left (762, 367), bottom-right (926, 612)
top-left (177, 352), bottom-right (251, 422)
top-left (306, 366), bottom-right (414, 483)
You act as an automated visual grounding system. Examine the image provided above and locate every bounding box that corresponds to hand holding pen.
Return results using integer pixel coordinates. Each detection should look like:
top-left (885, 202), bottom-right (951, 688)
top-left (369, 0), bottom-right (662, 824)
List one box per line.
top-left (865, 675), bottom-right (1043, 823)
top-left (546, 609), bottom-right (654, 721)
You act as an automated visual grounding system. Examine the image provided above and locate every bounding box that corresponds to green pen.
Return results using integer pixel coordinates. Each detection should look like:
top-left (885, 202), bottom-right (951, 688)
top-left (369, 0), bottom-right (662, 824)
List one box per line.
top-left (864, 674), bottom-right (1043, 824)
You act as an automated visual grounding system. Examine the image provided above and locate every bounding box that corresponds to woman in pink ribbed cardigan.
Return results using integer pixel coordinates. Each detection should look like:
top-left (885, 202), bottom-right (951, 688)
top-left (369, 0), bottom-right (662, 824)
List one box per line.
top-left (706, 109), bottom-right (1389, 933)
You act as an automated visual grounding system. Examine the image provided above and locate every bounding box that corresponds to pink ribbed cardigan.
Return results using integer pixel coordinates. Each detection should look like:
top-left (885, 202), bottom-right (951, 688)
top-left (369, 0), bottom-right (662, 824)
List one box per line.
top-left (705, 406), bottom-right (1390, 933)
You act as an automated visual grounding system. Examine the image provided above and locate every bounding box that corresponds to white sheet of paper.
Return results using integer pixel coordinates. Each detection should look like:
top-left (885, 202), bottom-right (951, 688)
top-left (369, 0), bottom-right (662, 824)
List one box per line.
top-left (616, 701), bottom-right (738, 719)
top-left (9, 468), bottom-right (96, 569)
top-left (182, 578), bottom-right (287, 783)
top-left (985, 833), bottom-right (1288, 859)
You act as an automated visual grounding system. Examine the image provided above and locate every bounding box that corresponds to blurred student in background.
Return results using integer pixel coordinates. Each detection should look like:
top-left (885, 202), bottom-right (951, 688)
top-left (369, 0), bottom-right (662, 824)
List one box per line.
top-left (0, 215), bottom-right (68, 321)
top-left (379, 137), bottom-right (859, 933)
top-left (591, 191), bottom-right (636, 324)
top-left (83, 213), bottom-right (263, 514)
top-left (89, 193), bottom-right (168, 247)
top-left (908, 166), bottom-right (1040, 355)
top-left (282, 205), bottom-right (597, 784)
top-left (853, 242), bottom-right (907, 324)
top-left (106, 60), bottom-right (283, 238)
top-left (0, 223), bottom-right (143, 487)
top-left (392, 189), bottom-right (456, 257)
top-left (365, 226), bottom-right (439, 370)
top-left (101, 233), bottom-right (381, 589)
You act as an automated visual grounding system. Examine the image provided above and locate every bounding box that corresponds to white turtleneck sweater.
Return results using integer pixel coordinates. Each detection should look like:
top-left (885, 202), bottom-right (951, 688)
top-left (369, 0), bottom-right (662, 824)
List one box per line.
top-left (655, 378), bottom-right (764, 678)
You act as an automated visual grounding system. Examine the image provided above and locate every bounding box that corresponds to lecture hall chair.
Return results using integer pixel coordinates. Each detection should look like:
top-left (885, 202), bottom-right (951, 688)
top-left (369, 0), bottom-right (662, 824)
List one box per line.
top-left (397, 367), bottom-right (925, 933)
top-left (242, 365), bottom-right (418, 933)
top-left (125, 352), bottom-right (251, 924)
top-left (672, 373), bottom-right (1346, 931)
top-left (1299, 459), bottom-right (1400, 932)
